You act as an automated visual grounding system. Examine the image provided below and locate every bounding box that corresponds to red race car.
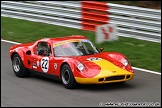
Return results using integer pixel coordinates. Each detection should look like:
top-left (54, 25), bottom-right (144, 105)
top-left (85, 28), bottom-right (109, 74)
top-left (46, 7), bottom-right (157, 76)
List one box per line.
top-left (9, 35), bottom-right (134, 89)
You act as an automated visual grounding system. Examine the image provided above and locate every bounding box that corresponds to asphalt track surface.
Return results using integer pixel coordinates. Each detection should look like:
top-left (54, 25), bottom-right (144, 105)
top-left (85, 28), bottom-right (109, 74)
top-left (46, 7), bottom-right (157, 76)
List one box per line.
top-left (1, 41), bottom-right (161, 107)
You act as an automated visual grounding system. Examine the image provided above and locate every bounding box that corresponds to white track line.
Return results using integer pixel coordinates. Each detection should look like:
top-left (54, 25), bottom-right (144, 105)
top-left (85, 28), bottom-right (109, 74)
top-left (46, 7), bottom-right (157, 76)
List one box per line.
top-left (132, 67), bottom-right (161, 75)
top-left (1, 39), bottom-right (21, 44)
top-left (1, 39), bottom-right (161, 75)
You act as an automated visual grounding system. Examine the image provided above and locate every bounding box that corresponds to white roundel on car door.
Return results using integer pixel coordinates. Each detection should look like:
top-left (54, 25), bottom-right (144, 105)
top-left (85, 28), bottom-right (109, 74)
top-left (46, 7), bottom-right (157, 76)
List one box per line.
top-left (41, 57), bottom-right (49, 73)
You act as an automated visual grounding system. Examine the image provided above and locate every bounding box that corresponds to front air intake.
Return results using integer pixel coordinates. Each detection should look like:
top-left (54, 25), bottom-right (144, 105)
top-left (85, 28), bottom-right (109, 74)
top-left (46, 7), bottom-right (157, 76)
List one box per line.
top-left (105, 75), bottom-right (125, 81)
top-left (98, 78), bottom-right (104, 82)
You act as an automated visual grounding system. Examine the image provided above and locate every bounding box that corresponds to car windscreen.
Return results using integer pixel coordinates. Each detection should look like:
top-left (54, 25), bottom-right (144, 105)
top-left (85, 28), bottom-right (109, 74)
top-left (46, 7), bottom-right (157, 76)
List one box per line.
top-left (53, 39), bottom-right (99, 57)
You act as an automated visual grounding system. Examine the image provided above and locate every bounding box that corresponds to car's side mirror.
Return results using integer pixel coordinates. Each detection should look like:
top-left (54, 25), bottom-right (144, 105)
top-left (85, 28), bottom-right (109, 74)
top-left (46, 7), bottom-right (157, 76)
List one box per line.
top-left (100, 47), bottom-right (104, 52)
top-left (26, 50), bottom-right (31, 55)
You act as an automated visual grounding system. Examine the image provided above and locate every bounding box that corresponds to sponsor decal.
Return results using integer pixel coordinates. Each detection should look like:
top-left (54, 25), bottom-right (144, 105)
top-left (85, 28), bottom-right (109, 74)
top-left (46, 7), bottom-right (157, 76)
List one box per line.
top-left (32, 63), bottom-right (37, 69)
top-left (53, 39), bottom-right (81, 47)
top-left (81, 39), bottom-right (90, 43)
top-left (37, 61), bottom-right (39, 67)
top-left (54, 63), bottom-right (57, 69)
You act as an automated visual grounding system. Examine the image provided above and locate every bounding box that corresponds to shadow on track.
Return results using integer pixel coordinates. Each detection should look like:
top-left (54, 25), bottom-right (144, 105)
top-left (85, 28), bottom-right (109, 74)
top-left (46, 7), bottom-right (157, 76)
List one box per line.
top-left (28, 74), bottom-right (135, 91)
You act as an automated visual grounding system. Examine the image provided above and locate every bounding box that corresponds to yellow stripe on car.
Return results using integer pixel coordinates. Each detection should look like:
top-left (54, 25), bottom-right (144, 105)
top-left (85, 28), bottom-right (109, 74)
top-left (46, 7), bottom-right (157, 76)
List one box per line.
top-left (93, 59), bottom-right (132, 77)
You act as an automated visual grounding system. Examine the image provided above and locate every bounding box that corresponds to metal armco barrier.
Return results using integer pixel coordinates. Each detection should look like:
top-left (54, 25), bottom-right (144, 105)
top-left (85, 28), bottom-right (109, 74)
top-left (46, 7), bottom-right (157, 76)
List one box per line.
top-left (1, 1), bottom-right (161, 43)
top-left (108, 3), bottom-right (161, 43)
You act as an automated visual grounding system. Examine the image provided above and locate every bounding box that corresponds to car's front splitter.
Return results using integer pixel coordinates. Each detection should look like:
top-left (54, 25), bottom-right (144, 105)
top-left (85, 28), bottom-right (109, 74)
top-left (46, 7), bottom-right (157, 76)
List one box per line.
top-left (75, 73), bottom-right (134, 84)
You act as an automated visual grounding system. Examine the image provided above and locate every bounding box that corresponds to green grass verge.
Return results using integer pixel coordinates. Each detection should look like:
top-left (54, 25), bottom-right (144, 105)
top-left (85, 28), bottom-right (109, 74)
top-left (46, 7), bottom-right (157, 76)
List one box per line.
top-left (1, 16), bottom-right (161, 72)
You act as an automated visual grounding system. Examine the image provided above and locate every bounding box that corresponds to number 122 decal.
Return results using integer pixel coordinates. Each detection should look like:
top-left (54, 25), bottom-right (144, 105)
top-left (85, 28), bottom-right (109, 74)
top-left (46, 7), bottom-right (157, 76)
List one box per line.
top-left (41, 57), bottom-right (49, 73)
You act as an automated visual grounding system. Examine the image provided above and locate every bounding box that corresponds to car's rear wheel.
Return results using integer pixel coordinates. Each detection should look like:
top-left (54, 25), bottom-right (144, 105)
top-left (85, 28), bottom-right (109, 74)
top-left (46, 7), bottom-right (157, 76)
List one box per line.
top-left (61, 64), bottom-right (77, 89)
top-left (12, 53), bottom-right (31, 78)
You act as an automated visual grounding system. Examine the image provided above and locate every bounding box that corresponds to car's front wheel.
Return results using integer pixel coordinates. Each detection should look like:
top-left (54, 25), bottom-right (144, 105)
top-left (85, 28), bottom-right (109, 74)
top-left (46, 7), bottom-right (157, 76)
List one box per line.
top-left (61, 64), bottom-right (77, 89)
top-left (12, 53), bottom-right (31, 78)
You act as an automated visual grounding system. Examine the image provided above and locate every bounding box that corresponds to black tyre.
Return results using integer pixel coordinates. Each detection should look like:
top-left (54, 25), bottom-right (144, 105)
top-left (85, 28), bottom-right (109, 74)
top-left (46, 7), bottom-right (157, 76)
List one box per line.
top-left (12, 53), bottom-right (31, 78)
top-left (61, 64), bottom-right (77, 89)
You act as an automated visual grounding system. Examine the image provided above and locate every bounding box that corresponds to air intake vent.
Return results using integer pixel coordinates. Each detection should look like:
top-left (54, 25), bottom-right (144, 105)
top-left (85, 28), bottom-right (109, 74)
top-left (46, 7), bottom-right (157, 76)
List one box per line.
top-left (105, 75), bottom-right (125, 81)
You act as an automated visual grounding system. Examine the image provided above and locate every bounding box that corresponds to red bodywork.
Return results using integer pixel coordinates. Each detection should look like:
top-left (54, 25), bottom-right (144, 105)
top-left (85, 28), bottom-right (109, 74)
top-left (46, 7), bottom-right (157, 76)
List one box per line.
top-left (9, 35), bottom-right (134, 83)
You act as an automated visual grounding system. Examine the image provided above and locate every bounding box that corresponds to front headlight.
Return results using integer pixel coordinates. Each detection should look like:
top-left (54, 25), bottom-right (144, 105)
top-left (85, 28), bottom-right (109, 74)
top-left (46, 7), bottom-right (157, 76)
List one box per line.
top-left (121, 58), bottom-right (128, 66)
top-left (77, 62), bottom-right (84, 71)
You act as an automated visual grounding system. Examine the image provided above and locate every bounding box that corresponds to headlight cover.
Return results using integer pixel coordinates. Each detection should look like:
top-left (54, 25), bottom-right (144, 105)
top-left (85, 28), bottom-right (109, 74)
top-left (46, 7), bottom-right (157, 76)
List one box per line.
top-left (77, 62), bottom-right (84, 71)
top-left (121, 58), bottom-right (128, 66)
